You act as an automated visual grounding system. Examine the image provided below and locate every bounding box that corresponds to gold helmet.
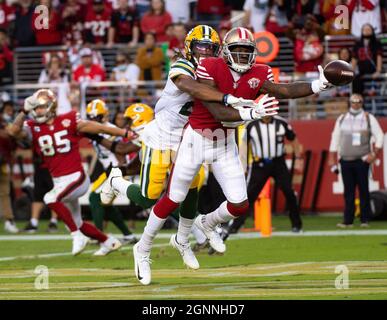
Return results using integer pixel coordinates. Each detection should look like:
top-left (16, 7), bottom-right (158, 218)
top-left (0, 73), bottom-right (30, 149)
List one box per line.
top-left (86, 99), bottom-right (108, 122)
top-left (29, 89), bottom-right (57, 124)
top-left (222, 27), bottom-right (257, 73)
top-left (124, 103), bottom-right (154, 132)
top-left (184, 25), bottom-right (221, 65)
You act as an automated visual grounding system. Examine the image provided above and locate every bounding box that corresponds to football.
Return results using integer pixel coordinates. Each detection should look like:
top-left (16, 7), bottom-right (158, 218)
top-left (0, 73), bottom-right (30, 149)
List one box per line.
top-left (323, 60), bottom-right (355, 86)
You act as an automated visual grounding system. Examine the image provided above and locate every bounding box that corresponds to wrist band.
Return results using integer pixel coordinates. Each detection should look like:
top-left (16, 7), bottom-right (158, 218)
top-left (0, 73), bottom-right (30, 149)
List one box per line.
top-left (223, 94), bottom-right (229, 105)
top-left (311, 80), bottom-right (320, 94)
top-left (238, 108), bottom-right (254, 121)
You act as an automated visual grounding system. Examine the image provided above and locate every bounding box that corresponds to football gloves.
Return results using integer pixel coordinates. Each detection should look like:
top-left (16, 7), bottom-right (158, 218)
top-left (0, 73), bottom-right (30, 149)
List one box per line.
top-left (311, 65), bottom-right (331, 93)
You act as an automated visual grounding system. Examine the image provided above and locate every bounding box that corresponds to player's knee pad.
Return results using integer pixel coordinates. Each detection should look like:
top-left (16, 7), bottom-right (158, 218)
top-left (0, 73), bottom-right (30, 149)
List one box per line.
top-left (227, 201), bottom-right (249, 217)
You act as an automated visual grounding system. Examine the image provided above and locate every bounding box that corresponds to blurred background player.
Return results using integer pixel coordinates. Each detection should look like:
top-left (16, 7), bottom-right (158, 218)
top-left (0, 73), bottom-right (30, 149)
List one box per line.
top-left (85, 99), bottom-right (137, 246)
top-left (23, 151), bottom-right (58, 233)
top-left (7, 89), bottom-right (134, 256)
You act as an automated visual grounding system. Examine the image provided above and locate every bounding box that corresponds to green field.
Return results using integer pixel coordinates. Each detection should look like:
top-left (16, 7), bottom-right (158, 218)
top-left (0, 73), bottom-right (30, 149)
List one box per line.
top-left (1, 215), bottom-right (387, 300)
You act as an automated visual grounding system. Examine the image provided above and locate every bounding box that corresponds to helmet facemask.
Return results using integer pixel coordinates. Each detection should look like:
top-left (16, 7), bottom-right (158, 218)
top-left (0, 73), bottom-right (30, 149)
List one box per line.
top-left (223, 43), bottom-right (257, 73)
top-left (191, 40), bottom-right (221, 66)
top-left (30, 90), bottom-right (57, 124)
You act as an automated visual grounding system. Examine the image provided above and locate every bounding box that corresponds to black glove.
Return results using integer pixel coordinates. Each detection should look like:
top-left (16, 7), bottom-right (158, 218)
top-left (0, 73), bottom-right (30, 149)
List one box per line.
top-left (85, 133), bottom-right (103, 144)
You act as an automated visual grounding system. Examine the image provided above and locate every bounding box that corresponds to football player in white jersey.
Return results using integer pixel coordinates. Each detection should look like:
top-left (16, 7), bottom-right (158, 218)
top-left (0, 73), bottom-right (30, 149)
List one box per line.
top-left (85, 99), bottom-right (137, 252)
top-left (100, 25), bottom-right (268, 284)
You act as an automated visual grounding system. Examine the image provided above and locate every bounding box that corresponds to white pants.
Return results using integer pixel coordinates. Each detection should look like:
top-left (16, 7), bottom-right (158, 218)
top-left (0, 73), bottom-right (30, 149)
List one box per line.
top-left (167, 125), bottom-right (247, 204)
top-left (44, 170), bottom-right (90, 227)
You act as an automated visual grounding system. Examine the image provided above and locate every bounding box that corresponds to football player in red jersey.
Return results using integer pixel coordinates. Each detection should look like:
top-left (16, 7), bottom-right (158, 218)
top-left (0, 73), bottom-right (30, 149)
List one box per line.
top-left (8, 89), bottom-right (135, 256)
top-left (104, 26), bottom-right (334, 285)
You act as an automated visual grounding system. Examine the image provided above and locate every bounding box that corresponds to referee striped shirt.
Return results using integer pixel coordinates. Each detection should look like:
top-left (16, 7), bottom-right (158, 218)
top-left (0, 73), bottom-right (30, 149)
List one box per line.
top-left (246, 116), bottom-right (296, 160)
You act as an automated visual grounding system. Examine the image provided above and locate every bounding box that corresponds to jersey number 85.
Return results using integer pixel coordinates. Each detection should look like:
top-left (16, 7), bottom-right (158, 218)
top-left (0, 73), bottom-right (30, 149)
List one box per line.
top-left (38, 130), bottom-right (71, 156)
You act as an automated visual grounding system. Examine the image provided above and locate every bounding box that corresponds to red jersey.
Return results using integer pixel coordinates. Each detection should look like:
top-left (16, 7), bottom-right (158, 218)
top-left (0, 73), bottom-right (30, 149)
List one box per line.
top-left (0, 3), bottom-right (15, 29)
top-left (84, 9), bottom-right (111, 44)
top-left (190, 57), bottom-right (273, 131)
top-left (26, 111), bottom-right (84, 177)
top-left (73, 64), bottom-right (106, 83)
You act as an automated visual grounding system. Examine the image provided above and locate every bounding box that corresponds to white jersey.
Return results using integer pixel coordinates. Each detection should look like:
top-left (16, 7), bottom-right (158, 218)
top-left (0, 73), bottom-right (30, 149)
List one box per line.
top-left (141, 58), bottom-right (196, 151)
top-left (93, 122), bottom-right (121, 168)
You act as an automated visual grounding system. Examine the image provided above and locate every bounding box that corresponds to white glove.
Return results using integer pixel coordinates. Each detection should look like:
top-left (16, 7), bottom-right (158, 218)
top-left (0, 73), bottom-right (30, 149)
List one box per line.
top-left (223, 94), bottom-right (257, 108)
top-left (23, 95), bottom-right (38, 113)
top-left (311, 65), bottom-right (331, 93)
top-left (252, 94), bottom-right (279, 119)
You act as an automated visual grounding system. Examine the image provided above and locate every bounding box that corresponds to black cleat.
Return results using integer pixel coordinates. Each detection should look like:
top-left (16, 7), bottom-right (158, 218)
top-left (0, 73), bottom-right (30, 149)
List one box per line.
top-left (47, 222), bottom-right (58, 233)
top-left (23, 223), bottom-right (38, 233)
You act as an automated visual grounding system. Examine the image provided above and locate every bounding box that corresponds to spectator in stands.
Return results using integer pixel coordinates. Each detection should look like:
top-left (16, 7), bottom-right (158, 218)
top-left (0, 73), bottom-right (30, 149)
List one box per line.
top-left (0, 28), bottom-right (13, 85)
top-left (12, 0), bottom-right (36, 47)
top-left (287, 14), bottom-right (325, 75)
top-left (110, 51), bottom-right (140, 85)
top-left (72, 47), bottom-right (106, 83)
top-left (265, 0), bottom-right (292, 36)
top-left (32, 0), bottom-right (63, 46)
top-left (352, 23), bottom-right (383, 94)
top-left (1, 100), bottom-right (14, 124)
top-left (243, 0), bottom-right (270, 32)
top-left (108, 0), bottom-right (140, 47)
top-left (0, 0), bottom-right (16, 31)
top-left (329, 93), bottom-right (384, 228)
top-left (61, 0), bottom-right (86, 46)
top-left (294, 0), bottom-right (318, 16)
top-left (84, 0), bottom-right (112, 45)
top-left (135, 0), bottom-right (151, 18)
top-left (140, 0), bottom-right (173, 43)
top-left (348, 0), bottom-right (382, 37)
top-left (136, 32), bottom-right (164, 81)
top-left (0, 106), bottom-right (18, 233)
top-left (321, 0), bottom-right (350, 35)
top-left (38, 53), bottom-right (70, 83)
top-left (197, 0), bottom-right (229, 23)
top-left (168, 22), bottom-right (186, 60)
top-left (165, 0), bottom-right (196, 24)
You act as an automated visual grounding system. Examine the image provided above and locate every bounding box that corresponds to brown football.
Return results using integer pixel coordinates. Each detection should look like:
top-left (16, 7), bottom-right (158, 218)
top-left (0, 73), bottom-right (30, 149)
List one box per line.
top-left (323, 60), bottom-right (354, 86)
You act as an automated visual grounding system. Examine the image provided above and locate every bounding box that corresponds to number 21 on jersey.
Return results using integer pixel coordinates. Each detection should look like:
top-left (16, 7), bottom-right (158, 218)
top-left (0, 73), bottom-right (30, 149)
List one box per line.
top-left (38, 130), bottom-right (71, 156)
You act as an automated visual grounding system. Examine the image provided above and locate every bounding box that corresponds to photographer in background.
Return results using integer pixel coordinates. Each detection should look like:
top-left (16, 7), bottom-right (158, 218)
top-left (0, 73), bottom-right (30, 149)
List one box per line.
top-left (329, 93), bottom-right (384, 228)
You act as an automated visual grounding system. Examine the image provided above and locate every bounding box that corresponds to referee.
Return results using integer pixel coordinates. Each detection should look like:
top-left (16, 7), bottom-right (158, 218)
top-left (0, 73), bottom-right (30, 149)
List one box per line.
top-left (229, 115), bottom-right (303, 233)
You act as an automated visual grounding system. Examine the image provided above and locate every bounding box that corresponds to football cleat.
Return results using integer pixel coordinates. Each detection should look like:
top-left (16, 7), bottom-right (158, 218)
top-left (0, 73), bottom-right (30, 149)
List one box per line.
top-left (4, 220), bottom-right (19, 234)
top-left (133, 243), bottom-right (152, 285)
top-left (71, 230), bottom-right (89, 256)
top-left (194, 215), bottom-right (226, 253)
top-left (93, 236), bottom-right (122, 256)
top-left (23, 222), bottom-right (38, 233)
top-left (100, 166), bottom-right (122, 205)
top-left (169, 234), bottom-right (199, 270)
top-left (121, 234), bottom-right (138, 245)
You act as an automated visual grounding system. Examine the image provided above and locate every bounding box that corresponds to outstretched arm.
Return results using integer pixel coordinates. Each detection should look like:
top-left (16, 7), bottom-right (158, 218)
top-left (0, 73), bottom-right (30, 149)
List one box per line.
top-left (77, 120), bottom-right (134, 139)
top-left (260, 65), bottom-right (331, 99)
top-left (99, 138), bottom-right (140, 155)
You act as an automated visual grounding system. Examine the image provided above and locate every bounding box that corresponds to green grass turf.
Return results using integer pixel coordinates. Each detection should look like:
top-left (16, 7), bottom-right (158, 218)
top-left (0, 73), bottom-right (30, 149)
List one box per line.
top-left (0, 215), bottom-right (387, 299)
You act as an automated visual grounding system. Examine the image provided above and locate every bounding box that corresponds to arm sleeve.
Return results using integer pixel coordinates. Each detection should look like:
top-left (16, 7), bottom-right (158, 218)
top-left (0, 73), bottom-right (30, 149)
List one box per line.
top-left (266, 65), bottom-right (274, 82)
top-left (169, 59), bottom-right (196, 80)
top-left (329, 116), bottom-right (342, 152)
top-left (369, 114), bottom-right (384, 149)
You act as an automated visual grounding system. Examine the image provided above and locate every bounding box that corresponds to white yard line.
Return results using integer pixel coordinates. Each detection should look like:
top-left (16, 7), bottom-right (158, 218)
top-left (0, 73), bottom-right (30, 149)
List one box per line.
top-left (0, 243), bottom-right (168, 262)
top-left (1, 229), bottom-right (387, 242)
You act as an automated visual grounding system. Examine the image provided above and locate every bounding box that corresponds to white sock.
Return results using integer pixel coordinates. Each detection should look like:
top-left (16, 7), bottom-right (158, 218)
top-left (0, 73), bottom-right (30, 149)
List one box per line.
top-left (176, 217), bottom-right (194, 245)
top-left (138, 209), bottom-right (166, 255)
top-left (191, 223), bottom-right (207, 245)
top-left (111, 177), bottom-right (132, 196)
top-left (203, 201), bottom-right (235, 230)
top-left (30, 218), bottom-right (38, 227)
top-left (50, 218), bottom-right (58, 224)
